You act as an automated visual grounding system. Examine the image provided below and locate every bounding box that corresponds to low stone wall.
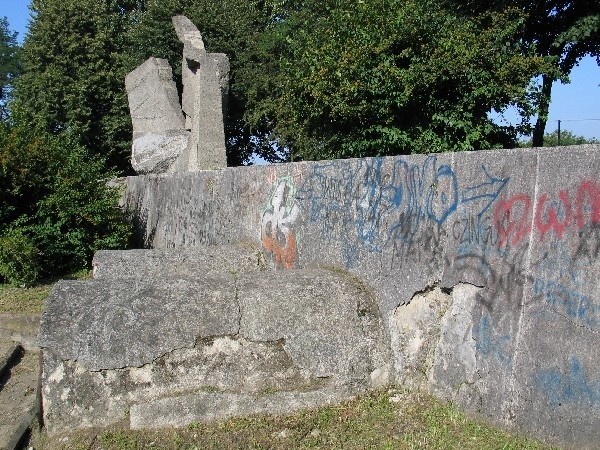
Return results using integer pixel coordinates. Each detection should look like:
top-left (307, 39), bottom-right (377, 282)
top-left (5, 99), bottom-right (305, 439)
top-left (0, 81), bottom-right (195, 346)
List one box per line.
top-left (40, 265), bottom-right (390, 434)
top-left (125, 145), bottom-right (600, 448)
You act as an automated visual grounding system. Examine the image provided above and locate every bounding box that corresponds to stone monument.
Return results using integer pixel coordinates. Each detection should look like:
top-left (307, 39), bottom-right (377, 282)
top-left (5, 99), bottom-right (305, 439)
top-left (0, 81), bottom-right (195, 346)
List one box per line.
top-left (125, 16), bottom-right (229, 174)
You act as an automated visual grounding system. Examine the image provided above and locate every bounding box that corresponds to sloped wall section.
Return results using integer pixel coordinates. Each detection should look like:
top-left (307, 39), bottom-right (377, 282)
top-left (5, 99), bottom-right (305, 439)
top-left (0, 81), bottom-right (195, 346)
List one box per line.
top-left (126, 145), bottom-right (600, 448)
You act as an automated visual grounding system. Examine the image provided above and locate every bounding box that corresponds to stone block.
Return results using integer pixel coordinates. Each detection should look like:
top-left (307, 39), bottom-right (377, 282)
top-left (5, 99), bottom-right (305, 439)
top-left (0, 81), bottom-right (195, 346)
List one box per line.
top-left (92, 245), bottom-right (265, 280)
top-left (40, 268), bottom-right (389, 434)
top-left (125, 57), bottom-right (189, 174)
top-left (172, 16), bottom-right (229, 171)
top-left (39, 276), bottom-right (239, 371)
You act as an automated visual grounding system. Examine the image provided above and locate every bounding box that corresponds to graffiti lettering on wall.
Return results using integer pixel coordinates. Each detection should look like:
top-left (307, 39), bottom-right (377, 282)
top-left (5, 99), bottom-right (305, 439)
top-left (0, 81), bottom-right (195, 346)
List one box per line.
top-left (297, 156), bottom-right (508, 268)
top-left (451, 243), bottom-right (530, 311)
top-left (494, 180), bottom-right (600, 248)
top-left (261, 177), bottom-right (300, 269)
top-left (535, 356), bottom-right (600, 407)
top-left (533, 278), bottom-right (600, 329)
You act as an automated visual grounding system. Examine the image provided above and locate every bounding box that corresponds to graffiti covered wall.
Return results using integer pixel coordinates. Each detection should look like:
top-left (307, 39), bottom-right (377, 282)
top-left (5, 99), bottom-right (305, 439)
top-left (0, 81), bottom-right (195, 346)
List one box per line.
top-left (126, 145), bottom-right (600, 447)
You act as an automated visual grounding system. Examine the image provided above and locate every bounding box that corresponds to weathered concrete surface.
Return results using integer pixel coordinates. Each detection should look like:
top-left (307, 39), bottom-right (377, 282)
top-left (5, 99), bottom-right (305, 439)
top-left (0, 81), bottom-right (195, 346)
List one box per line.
top-left (92, 245), bottom-right (265, 280)
top-left (40, 268), bottom-right (389, 434)
top-left (40, 276), bottom-right (238, 371)
top-left (125, 57), bottom-right (189, 174)
top-left (130, 388), bottom-right (358, 429)
top-left (123, 144), bottom-right (600, 447)
top-left (390, 286), bottom-right (452, 390)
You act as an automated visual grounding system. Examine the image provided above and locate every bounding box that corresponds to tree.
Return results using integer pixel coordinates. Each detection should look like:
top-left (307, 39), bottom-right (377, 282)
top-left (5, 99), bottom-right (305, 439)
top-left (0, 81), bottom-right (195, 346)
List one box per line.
top-left (520, 129), bottom-right (599, 147)
top-left (245, 0), bottom-right (549, 161)
top-left (449, 0), bottom-right (600, 147)
top-left (0, 119), bottom-right (131, 285)
top-left (12, 0), bottom-right (138, 172)
top-left (0, 17), bottom-right (21, 119)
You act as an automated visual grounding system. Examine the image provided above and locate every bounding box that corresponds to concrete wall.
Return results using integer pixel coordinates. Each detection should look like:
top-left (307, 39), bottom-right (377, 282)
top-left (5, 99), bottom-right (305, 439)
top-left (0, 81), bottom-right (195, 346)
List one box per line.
top-left (126, 145), bottom-right (600, 448)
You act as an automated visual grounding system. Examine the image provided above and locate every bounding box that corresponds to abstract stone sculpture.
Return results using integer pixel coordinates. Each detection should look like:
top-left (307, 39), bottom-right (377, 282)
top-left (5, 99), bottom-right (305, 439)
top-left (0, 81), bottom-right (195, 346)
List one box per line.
top-left (125, 16), bottom-right (229, 173)
top-left (125, 58), bottom-right (189, 174)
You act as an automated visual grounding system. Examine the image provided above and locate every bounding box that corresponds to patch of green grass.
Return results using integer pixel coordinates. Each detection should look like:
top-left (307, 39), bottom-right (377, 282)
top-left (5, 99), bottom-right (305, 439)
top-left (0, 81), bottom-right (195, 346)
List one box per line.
top-left (0, 269), bottom-right (90, 314)
top-left (35, 389), bottom-right (555, 450)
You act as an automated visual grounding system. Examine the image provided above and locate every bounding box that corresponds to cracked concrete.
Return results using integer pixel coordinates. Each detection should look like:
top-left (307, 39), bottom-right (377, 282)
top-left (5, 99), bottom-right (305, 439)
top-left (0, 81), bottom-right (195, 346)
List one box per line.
top-left (40, 265), bottom-right (390, 434)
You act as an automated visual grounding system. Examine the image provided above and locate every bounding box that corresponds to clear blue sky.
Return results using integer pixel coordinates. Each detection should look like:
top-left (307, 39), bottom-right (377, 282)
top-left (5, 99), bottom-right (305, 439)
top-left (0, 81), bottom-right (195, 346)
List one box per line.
top-left (1, 0), bottom-right (599, 140)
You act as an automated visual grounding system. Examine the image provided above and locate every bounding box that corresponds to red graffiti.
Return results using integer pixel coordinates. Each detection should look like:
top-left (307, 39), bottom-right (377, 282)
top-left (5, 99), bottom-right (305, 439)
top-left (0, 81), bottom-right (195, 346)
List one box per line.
top-left (535, 191), bottom-right (572, 241)
top-left (494, 180), bottom-right (600, 247)
top-left (494, 194), bottom-right (532, 248)
top-left (576, 181), bottom-right (600, 229)
top-left (262, 225), bottom-right (297, 269)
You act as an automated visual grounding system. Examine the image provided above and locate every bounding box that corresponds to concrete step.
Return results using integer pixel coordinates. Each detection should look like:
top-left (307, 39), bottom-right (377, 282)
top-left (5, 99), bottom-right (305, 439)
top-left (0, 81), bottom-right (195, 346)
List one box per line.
top-left (92, 244), bottom-right (267, 280)
top-left (0, 314), bottom-right (41, 351)
top-left (0, 344), bottom-right (39, 450)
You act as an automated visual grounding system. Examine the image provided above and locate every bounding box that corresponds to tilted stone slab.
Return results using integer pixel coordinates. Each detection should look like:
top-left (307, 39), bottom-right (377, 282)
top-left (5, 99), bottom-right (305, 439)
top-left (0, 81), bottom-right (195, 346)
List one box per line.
top-left (172, 15), bottom-right (206, 63)
top-left (92, 245), bottom-right (266, 280)
top-left (39, 268), bottom-right (390, 434)
top-left (125, 57), bottom-right (189, 174)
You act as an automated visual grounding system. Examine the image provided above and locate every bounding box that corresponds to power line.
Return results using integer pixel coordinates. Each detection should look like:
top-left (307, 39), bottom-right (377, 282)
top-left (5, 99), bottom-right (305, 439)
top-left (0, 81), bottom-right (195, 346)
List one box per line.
top-left (553, 118), bottom-right (600, 122)
top-left (555, 118), bottom-right (600, 145)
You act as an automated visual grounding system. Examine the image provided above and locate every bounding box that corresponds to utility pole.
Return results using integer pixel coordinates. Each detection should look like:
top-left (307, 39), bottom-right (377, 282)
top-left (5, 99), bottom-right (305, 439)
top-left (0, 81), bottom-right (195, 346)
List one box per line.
top-left (557, 120), bottom-right (561, 146)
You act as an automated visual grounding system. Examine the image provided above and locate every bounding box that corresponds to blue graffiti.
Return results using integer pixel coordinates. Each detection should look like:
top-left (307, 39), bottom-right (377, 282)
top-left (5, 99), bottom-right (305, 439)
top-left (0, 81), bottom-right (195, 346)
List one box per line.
top-left (533, 278), bottom-right (600, 328)
top-left (473, 313), bottom-right (513, 365)
top-left (535, 357), bottom-right (600, 407)
top-left (297, 156), bottom-right (508, 268)
top-left (460, 165), bottom-right (509, 220)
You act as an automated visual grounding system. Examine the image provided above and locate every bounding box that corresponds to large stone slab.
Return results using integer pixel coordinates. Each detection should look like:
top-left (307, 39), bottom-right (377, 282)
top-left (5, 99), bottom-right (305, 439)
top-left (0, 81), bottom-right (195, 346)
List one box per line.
top-left (125, 57), bottom-right (189, 174)
top-left (171, 15), bottom-right (229, 171)
top-left (40, 268), bottom-right (390, 434)
top-left (39, 276), bottom-right (239, 371)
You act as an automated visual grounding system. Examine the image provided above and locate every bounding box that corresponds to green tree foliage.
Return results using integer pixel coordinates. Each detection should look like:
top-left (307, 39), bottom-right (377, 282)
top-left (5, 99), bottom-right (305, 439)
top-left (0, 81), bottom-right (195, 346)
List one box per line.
top-left (12, 0), bottom-right (138, 172)
top-left (245, 0), bottom-right (550, 160)
top-left (450, 0), bottom-right (600, 146)
top-left (521, 129), bottom-right (599, 147)
top-left (0, 120), bottom-right (131, 285)
top-left (0, 17), bottom-right (21, 119)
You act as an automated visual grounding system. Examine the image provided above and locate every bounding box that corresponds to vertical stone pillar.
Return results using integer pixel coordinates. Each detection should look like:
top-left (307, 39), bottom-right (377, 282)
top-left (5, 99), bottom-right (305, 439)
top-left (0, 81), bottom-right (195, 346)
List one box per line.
top-left (172, 15), bottom-right (229, 171)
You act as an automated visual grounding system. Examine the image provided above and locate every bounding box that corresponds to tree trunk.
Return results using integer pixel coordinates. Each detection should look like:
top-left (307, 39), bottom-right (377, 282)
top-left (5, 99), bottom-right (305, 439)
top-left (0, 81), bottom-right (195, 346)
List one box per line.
top-left (532, 74), bottom-right (553, 147)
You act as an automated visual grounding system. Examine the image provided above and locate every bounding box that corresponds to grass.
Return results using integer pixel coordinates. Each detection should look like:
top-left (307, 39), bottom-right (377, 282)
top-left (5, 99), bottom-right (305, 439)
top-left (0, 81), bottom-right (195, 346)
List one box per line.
top-left (0, 269), bottom-right (90, 314)
top-left (32, 389), bottom-right (555, 450)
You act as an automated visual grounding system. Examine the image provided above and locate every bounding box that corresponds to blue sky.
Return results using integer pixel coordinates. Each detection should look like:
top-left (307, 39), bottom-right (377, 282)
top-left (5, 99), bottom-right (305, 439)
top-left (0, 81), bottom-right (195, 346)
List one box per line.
top-left (1, 0), bottom-right (599, 140)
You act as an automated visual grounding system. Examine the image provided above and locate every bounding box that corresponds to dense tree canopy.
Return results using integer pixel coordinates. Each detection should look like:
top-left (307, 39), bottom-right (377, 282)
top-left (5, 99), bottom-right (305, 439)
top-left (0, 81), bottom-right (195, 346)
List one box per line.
top-left (449, 0), bottom-right (600, 146)
top-left (12, 0), bottom-right (137, 172)
top-left (0, 17), bottom-right (21, 119)
top-left (521, 129), bottom-right (599, 147)
top-left (244, 0), bottom-right (551, 160)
